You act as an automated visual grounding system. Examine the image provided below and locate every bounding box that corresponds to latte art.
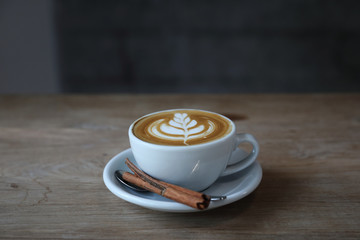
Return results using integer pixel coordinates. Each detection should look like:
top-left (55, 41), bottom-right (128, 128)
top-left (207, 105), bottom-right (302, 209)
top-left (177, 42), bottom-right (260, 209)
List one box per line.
top-left (132, 110), bottom-right (232, 146)
top-left (149, 113), bottom-right (215, 145)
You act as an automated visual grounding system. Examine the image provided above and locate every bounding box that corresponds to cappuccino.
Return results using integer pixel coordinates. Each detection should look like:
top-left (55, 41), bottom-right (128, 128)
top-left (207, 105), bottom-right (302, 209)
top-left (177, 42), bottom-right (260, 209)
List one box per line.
top-left (132, 109), bottom-right (232, 146)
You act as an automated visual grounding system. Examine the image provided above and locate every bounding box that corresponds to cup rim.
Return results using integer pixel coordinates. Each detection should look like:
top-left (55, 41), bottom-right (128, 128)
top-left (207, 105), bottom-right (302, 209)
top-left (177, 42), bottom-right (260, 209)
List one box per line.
top-left (128, 109), bottom-right (236, 149)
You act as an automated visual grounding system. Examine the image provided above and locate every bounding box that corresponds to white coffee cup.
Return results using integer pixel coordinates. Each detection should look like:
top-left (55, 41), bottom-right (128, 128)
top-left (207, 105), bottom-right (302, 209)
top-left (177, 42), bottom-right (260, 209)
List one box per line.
top-left (128, 109), bottom-right (259, 191)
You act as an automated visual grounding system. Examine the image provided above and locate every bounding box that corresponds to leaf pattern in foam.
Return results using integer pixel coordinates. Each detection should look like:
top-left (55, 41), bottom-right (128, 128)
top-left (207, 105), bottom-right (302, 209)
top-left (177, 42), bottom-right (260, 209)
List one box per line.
top-left (152, 112), bottom-right (212, 145)
top-left (171, 113), bottom-right (198, 145)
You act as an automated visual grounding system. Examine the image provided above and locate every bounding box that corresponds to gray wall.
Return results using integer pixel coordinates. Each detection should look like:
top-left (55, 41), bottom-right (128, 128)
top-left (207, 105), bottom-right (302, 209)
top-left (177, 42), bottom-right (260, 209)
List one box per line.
top-left (1, 0), bottom-right (360, 93)
top-left (56, 0), bottom-right (360, 93)
top-left (0, 0), bottom-right (59, 94)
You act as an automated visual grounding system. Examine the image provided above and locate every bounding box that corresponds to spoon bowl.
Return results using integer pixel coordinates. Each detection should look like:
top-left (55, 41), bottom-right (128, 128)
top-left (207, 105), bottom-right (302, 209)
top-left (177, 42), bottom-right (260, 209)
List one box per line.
top-left (115, 170), bottom-right (147, 192)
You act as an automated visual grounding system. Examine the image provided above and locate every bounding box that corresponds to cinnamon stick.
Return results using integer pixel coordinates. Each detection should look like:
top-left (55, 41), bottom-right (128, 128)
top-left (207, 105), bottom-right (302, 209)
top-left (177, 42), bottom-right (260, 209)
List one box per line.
top-left (125, 158), bottom-right (210, 200)
top-left (125, 158), bottom-right (211, 210)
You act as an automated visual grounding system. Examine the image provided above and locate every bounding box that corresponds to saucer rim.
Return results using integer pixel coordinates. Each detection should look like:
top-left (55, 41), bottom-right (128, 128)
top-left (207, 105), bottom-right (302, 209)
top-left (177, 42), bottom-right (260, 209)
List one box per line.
top-left (103, 148), bottom-right (262, 212)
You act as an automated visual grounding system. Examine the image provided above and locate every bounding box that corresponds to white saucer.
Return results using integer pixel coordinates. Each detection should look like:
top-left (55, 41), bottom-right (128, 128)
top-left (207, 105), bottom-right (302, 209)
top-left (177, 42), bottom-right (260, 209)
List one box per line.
top-left (103, 148), bottom-right (262, 212)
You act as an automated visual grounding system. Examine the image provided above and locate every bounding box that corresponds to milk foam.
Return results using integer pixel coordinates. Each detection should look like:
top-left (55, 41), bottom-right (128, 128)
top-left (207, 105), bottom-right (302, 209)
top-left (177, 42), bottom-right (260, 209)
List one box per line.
top-left (133, 110), bottom-right (232, 146)
top-left (147, 113), bottom-right (215, 145)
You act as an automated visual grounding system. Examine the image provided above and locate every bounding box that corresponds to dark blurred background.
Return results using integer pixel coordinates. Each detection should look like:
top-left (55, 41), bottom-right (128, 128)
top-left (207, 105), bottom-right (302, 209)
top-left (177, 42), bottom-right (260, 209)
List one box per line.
top-left (1, 0), bottom-right (359, 94)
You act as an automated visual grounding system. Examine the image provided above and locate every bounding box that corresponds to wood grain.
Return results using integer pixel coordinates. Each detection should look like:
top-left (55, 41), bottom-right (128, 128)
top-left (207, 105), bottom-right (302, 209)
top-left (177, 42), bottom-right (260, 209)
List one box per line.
top-left (0, 94), bottom-right (359, 239)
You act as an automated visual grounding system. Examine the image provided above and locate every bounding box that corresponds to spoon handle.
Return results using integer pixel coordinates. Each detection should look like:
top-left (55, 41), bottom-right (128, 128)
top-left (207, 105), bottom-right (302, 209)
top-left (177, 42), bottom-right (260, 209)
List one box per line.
top-left (210, 196), bottom-right (227, 201)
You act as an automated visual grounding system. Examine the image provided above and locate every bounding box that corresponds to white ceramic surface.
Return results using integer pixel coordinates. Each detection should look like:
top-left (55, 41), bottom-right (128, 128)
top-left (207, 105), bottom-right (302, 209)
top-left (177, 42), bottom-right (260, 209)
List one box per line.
top-left (103, 148), bottom-right (262, 212)
top-left (129, 109), bottom-right (260, 191)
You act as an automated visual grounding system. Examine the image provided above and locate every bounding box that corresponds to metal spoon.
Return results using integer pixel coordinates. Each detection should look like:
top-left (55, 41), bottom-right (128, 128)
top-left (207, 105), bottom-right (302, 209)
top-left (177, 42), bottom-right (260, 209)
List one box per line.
top-left (115, 170), bottom-right (148, 192)
top-left (114, 170), bottom-right (226, 201)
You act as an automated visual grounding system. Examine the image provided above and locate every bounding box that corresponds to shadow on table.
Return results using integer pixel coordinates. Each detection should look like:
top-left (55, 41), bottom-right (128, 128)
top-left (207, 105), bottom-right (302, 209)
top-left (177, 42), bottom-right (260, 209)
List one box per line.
top-left (152, 168), bottom-right (302, 229)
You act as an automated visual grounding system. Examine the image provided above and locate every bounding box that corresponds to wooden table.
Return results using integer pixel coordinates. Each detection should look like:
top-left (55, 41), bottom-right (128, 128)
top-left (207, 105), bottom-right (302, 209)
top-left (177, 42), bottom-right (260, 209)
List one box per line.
top-left (0, 94), bottom-right (359, 239)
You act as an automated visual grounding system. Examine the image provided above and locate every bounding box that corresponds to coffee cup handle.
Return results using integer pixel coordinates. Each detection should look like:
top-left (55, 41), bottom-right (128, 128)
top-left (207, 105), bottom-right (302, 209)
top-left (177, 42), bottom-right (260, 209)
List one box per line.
top-left (220, 133), bottom-right (259, 177)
